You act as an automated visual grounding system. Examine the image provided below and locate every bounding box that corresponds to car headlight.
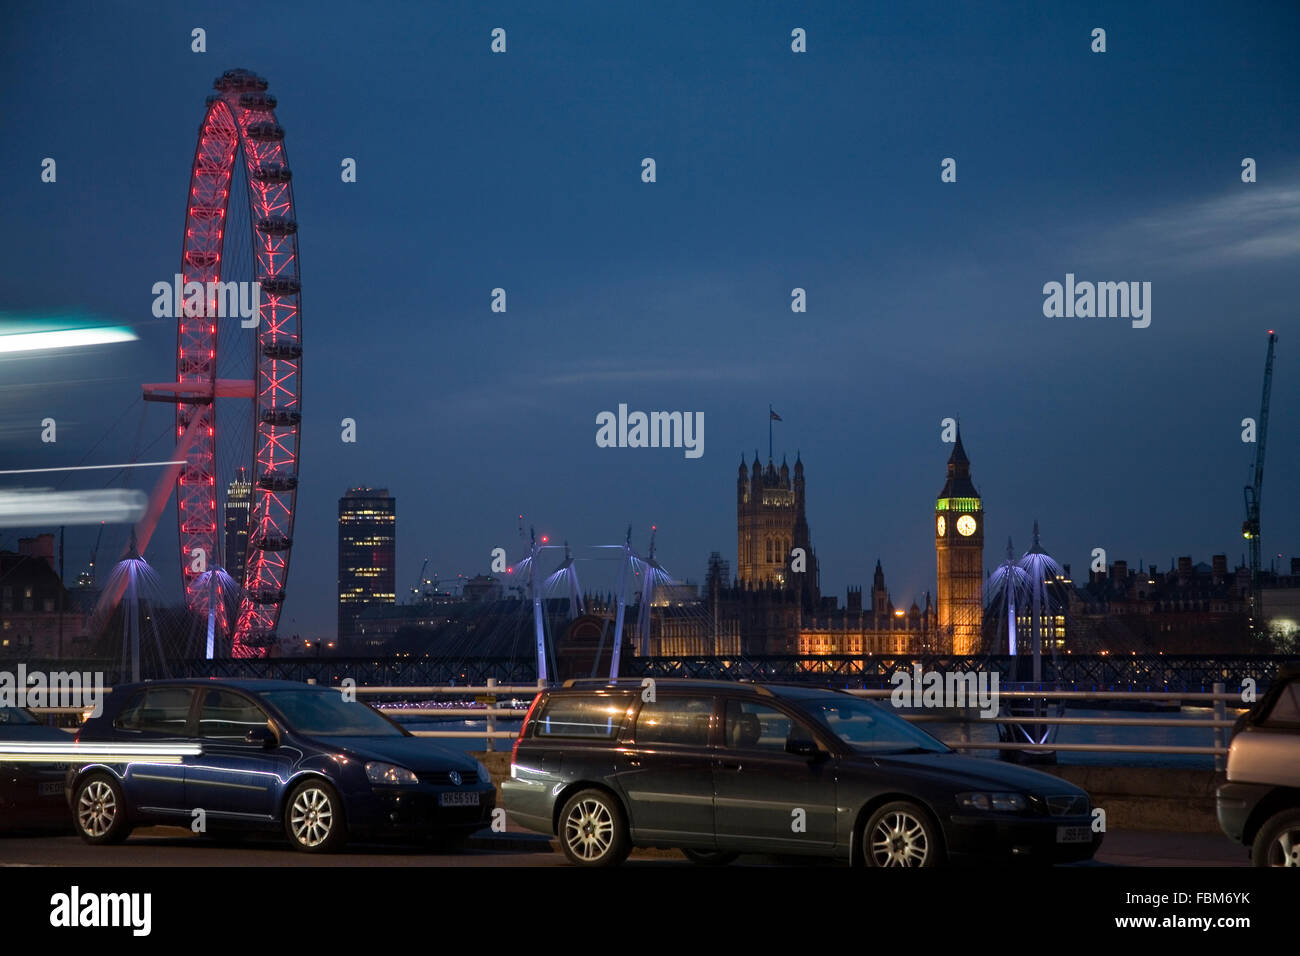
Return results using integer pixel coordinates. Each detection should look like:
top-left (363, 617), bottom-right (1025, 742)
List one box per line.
top-left (474, 759), bottom-right (491, 785)
top-left (365, 761), bottom-right (419, 786)
top-left (957, 791), bottom-right (1027, 812)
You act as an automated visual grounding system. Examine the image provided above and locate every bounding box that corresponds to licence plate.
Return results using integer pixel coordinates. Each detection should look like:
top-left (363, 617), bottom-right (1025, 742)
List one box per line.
top-left (39, 782), bottom-right (63, 797)
top-left (439, 791), bottom-right (480, 807)
top-left (1056, 826), bottom-right (1090, 844)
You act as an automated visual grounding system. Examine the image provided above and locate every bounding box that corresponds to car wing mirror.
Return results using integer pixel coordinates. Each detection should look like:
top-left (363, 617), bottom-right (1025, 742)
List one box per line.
top-left (244, 727), bottom-right (276, 748)
top-left (786, 738), bottom-right (826, 761)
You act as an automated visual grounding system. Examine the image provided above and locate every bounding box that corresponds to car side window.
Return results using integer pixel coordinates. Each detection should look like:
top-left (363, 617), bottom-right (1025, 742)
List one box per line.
top-left (1262, 683), bottom-right (1300, 728)
top-left (535, 695), bottom-right (629, 739)
top-left (199, 690), bottom-right (271, 740)
top-left (121, 688), bottom-right (194, 735)
top-left (634, 696), bottom-right (714, 747)
top-left (724, 700), bottom-right (795, 752)
top-left (112, 690), bottom-right (148, 731)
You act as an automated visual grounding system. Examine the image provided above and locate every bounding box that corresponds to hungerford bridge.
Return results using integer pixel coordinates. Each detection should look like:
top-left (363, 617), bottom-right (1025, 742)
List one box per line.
top-left (66, 522), bottom-right (1294, 693)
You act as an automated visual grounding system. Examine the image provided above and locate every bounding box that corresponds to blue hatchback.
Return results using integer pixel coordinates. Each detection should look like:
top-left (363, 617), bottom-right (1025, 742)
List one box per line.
top-left (68, 679), bottom-right (496, 852)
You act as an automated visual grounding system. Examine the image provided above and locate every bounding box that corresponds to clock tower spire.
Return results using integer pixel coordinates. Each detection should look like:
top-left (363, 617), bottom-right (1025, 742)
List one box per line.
top-left (935, 427), bottom-right (984, 655)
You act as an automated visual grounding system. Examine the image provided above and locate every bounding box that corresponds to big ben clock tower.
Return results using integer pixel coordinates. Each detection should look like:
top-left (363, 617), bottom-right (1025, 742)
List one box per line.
top-left (935, 429), bottom-right (984, 655)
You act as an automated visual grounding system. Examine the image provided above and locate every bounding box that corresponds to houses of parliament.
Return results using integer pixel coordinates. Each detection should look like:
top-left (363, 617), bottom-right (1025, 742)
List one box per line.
top-left (645, 433), bottom-right (985, 657)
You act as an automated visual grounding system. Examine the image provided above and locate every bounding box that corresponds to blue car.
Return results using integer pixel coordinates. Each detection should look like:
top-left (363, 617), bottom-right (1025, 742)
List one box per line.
top-left (68, 679), bottom-right (495, 852)
top-left (1, 706), bottom-right (74, 831)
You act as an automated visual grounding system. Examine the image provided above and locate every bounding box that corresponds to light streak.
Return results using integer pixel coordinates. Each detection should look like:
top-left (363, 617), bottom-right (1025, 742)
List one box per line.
top-left (0, 326), bottom-right (136, 354)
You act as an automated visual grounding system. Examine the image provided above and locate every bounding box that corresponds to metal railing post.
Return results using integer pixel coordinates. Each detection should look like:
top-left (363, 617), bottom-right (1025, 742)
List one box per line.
top-left (485, 677), bottom-right (497, 753)
top-left (1213, 681), bottom-right (1226, 772)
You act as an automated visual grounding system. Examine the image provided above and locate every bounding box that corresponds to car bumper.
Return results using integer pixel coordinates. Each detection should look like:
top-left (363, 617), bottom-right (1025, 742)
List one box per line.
top-left (1216, 781), bottom-right (1271, 845)
top-left (0, 777), bottom-right (70, 830)
top-left (346, 783), bottom-right (497, 841)
top-left (945, 813), bottom-right (1103, 864)
top-left (501, 777), bottom-right (555, 835)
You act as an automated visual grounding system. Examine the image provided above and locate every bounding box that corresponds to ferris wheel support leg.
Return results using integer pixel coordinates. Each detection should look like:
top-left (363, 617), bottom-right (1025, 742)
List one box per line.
top-left (135, 411), bottom-right (207, 561)
top-left (88, 413), bottom-right (207, 633)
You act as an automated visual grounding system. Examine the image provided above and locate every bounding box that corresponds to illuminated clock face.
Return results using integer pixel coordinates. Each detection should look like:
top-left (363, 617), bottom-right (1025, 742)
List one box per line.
top-left (957, 515), bottom-right (977, 536)
top-left (936, 516), bottom-right (946, 537)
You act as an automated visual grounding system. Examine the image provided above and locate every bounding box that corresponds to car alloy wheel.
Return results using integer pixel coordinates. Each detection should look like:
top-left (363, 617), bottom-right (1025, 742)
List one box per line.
top-left (866, 801), bottom-right (938, 867)
top-left (1253, 808), bottom-right (1300, 867)
top-left (73, 774), bottom-right (130, 845)
top-left (78, 780), bottom-right (116, 837)
top-left (566, 798), bottom-right (613, 860)
top-left (558, 789), bottom-right (629, 866)
top-left (285, 780), bottom-right (346, 852)
top-left (1269, 829), bottom-right (1300, 867)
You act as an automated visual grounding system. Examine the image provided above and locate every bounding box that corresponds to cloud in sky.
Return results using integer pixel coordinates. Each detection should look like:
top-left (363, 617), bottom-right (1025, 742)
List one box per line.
top-left (1096, 179), bottom-right (1300, 271)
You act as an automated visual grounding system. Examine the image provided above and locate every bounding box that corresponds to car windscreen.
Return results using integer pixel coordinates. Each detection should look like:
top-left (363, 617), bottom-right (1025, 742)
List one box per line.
top-left (0, 707), bottom-right (39, 726)
top-left (260, 690), bottom-right (405, 737)
top-left (798, 696), bottom-right (950, 754)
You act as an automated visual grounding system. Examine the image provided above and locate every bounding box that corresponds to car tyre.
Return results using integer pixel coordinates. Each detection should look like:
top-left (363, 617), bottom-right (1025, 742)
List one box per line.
top-left (1251, 807), bottom-right (1300, 867)
top-left (558, 789), bottom-right (630, 866)
top-left (863, 800), bottom-right (943, 868)
top-left (284, 779), bottom-right (348, 853)
top-left (73, 773), bottom-right (131, 845)
top-left (682, 848), bottom-right (739, 866)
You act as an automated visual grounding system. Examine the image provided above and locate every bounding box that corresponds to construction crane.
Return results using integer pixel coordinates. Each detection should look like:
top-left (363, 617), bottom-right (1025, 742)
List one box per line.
top-left (409, 557), bottom-right (430, 603)
top-left (1242, 330), bottom-right (1277, 636)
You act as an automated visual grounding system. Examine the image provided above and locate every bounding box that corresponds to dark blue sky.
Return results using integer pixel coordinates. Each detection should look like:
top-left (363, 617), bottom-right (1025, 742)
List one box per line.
top-left (2, 0), bottom-right (1298, 639)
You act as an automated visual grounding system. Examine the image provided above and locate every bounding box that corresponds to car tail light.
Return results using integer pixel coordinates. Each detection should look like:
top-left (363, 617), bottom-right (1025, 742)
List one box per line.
top-left (512, 692), bottom-right (544, 766)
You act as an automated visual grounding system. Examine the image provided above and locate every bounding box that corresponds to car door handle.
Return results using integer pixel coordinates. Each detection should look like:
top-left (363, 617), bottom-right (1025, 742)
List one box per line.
top-left (719, 761), bottom-right (742, 771)
top-left (626, 757), bottom-right (641, 768)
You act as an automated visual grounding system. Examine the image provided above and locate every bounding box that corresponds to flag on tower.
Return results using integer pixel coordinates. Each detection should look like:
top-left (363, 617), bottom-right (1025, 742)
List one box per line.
top-left (768, 406), bottom-right (781, 460)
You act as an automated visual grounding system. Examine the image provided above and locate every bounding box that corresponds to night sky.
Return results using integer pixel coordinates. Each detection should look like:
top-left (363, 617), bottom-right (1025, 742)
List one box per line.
top-left (2, 1), bottom-right (1298, 641)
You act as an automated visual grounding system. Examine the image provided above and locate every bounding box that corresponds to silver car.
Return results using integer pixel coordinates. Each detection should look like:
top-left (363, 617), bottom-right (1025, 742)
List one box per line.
top-left (1217, 664), bottom-right (1300, 867)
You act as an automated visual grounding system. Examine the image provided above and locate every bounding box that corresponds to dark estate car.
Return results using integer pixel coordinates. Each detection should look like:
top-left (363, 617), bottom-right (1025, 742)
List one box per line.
top-left (503, 679), bottom-right (1102, 866)
top-left (1, 706), bottom-right (73, 831)
top-left (1217, 664), bottom-right (1300, 867)
top-left (68, 679), bottom-right (495, 852)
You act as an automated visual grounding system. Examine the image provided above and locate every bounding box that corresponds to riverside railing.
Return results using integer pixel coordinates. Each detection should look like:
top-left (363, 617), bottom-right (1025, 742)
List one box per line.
top-left (346, 681), bottom-right (1241, 767)
top-left (26, 680), bottom-right (1244, 767)
top-left (846, 684), bottom-right (1237, 768)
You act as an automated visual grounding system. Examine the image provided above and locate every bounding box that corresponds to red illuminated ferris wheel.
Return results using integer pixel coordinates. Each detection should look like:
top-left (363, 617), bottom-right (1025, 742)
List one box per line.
top-left (143, 69), bottom-right (302, 657)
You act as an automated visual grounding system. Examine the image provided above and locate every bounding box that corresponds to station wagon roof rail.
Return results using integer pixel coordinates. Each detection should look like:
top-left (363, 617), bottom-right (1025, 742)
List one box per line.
top-left (559, 678), bottom-right (775, 696)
